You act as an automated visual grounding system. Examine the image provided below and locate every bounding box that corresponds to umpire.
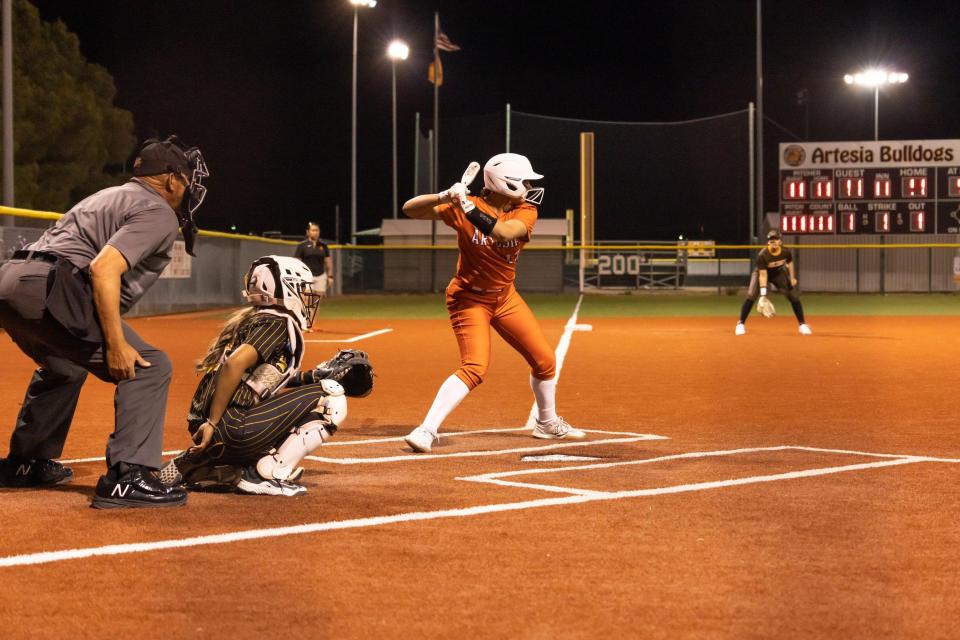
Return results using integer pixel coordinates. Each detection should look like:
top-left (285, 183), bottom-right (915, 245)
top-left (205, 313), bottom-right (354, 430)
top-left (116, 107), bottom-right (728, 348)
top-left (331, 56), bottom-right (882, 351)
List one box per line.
top-left (0, 135), bottom-right (209, 509)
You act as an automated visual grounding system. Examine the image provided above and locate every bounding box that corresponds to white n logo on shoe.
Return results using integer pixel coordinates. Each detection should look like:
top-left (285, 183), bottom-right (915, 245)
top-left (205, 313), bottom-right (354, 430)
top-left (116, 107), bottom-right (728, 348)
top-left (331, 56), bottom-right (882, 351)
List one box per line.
top-left (16, 464), bottom-right (31, 476)
top-left (111, 484), bottom-right (130, 498)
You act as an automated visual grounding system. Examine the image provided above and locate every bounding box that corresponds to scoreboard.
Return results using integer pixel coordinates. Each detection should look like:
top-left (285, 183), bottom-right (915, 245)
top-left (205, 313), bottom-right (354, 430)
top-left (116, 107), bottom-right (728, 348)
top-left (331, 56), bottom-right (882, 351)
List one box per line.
top-left (778, 140), bottom-right (960, 234)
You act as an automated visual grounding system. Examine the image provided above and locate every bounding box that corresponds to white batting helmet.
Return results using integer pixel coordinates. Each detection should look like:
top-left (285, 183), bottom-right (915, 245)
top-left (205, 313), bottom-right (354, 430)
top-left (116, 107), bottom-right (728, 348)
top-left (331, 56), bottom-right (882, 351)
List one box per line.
top-left (243, 255), bottom-right (320, 330)
top-left (483, 153), bottom-right (544, 205)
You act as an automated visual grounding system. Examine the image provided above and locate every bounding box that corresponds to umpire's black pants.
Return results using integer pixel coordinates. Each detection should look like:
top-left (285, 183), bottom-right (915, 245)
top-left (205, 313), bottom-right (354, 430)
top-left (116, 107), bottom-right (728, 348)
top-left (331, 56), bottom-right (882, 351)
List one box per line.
top-left (0, 258), bottom-right (172, 469)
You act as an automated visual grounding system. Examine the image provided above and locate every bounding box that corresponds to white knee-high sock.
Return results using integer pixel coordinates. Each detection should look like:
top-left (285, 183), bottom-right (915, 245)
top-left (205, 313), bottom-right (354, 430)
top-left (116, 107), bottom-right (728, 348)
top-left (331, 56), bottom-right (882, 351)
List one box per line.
top-left (420, 375), bottom-right (471, 435)
top-left (530, 375), bottom-right (558, 423)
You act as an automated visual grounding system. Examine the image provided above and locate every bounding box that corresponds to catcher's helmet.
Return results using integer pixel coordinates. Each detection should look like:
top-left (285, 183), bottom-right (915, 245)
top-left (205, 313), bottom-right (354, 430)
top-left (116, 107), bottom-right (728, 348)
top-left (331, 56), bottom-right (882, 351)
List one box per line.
top-left (483, 153), bottom-right (544, 205)
top-left (767, 229), bottom-right (782, 241)
top-left (243, 256), bottom-right (320, 330)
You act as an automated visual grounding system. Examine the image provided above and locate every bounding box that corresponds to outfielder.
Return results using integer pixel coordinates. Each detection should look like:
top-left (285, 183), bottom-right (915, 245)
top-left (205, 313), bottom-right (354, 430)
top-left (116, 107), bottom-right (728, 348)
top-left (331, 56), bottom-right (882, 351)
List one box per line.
top-left (402, 153), bottom-right (585, 453)
top-left (736, 229), bottom-right (812, 335)
top-left (158, 256), bottom-right (373, 496)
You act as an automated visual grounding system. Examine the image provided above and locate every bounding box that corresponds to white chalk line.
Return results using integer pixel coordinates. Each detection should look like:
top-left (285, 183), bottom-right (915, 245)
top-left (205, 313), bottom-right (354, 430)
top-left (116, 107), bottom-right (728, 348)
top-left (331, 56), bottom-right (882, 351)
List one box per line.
top-left (55, 428), bottom-right (665, 466)
top-left (305, 431), bottom-right (666, 465)
top-left (305, 328), bottom-right (393, 343)
top-left (524, 294), bottom-right (591, 429)
top-left (457, 445), bottom-right (956, 495)
top-left (0, 444), bottom-right (948, 569)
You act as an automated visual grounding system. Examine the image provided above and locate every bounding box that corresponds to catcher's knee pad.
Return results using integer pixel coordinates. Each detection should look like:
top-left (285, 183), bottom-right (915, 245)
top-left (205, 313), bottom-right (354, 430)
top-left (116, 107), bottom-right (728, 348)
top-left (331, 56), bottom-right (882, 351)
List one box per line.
top-left (255, 381), bottom-right (347, 482)
top-left (315, 379), bottom-right (348, 428)
top-left (256, 420), bottom-right (334, 481)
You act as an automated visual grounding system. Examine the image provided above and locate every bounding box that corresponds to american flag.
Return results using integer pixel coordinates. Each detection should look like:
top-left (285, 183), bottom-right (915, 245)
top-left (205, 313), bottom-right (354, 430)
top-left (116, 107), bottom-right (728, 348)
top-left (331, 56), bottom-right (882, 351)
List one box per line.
top-left (435, 32), bottom-right (460, 52)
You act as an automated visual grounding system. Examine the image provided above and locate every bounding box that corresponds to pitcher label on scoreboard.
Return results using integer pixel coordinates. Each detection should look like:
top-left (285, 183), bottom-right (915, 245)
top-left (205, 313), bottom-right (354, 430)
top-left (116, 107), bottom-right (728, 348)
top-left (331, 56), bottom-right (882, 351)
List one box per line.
top-left (779, 139), bottom-right (960, 234)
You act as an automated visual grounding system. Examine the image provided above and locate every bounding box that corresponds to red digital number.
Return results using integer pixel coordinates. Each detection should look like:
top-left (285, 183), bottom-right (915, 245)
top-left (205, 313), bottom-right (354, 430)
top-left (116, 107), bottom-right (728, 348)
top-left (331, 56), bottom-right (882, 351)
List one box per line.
top-left (949, 176), bottom-right (960, 198)
top-left (910, 211), bottom-right (925, 232)
top-left (874, 178), bottom-right (891, 198)
top-left (875, 211), bottom-right (890, 232)
top-left (901, 176), bottom-right (927, 198)
top-left (783, 178), bottom-right (806, 200)
top-left (812, 178), bottom-right (832, 200)
top-left (841, 212), bottom-right (856, 233)
top-left (839, 177), bottom-right (864, 199)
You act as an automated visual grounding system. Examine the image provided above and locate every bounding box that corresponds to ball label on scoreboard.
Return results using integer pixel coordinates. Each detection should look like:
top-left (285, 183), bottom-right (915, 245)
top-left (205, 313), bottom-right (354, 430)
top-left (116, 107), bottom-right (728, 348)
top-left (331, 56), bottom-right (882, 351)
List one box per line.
top-left (778, 140), bottom-right (960, 234)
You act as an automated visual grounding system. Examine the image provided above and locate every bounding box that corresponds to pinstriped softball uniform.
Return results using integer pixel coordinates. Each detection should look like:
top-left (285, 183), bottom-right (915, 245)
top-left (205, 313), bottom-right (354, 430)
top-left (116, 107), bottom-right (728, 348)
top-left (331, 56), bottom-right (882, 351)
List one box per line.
top-left (188, 313), bottom-right (330, 463)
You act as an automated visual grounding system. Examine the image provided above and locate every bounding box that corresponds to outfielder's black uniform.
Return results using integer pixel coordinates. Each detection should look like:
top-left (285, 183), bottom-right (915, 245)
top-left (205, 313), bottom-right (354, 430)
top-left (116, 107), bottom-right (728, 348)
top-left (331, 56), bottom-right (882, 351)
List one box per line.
top-left (185, 311), bottom-right (334, 467)
top-left (738, 246), bottom-right (807, 324)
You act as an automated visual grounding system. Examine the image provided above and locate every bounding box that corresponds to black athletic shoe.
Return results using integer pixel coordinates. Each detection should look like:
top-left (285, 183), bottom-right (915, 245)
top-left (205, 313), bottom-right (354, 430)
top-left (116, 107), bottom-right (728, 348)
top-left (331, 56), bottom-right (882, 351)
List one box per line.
top-left (91, 463), bottom-right (187, 509)
top-left (0, 457), bottom-right (74, 488)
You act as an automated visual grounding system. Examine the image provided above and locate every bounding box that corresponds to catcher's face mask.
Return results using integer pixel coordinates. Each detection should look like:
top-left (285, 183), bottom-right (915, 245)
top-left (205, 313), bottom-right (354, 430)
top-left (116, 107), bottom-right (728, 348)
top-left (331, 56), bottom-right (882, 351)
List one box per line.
top-left (133, 135), bottom-right (209, 256)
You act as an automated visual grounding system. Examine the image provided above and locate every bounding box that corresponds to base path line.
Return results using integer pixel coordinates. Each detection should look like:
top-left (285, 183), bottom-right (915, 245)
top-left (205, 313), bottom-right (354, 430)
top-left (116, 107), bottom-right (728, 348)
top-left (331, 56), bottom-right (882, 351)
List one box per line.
top-left (525, 294), bottom-right (591, 429)
top-left (305, 328), bottom-right (392, 343)
top-left (305, 433), bottom-right (667, 465)
top-left (0, 454), bottom-right (923, 569)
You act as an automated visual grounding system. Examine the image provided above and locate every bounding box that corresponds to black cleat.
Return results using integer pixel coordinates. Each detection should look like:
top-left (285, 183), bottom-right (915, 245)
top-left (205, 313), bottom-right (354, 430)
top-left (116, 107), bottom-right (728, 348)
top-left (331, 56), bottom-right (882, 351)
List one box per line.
top-left (0, 457), bottom-right (74, 488)
top-left (91, 463), bottom-right (187, 509)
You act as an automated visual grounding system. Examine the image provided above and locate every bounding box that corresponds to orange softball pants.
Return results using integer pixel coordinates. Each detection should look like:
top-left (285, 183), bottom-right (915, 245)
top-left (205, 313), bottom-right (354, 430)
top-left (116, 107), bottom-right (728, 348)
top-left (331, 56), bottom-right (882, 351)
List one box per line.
top-left (445, 279), bottom-right (556, 390)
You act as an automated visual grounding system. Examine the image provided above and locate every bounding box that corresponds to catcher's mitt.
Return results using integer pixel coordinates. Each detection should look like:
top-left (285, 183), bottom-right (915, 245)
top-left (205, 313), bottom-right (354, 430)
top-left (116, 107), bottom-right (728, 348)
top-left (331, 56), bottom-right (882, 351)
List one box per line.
top-left (312, 349), bottom-right (374, 397)
top-left (757, 295), bottom-right (776, 319)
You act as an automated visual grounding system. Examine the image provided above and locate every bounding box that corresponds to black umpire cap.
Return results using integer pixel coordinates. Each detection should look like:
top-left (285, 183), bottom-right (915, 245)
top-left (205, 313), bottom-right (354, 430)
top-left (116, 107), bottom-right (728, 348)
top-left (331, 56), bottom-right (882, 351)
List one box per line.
top-left (767, 229), bottom-right (782, 241)
top-left (132, 135), bottom-right (192, 177)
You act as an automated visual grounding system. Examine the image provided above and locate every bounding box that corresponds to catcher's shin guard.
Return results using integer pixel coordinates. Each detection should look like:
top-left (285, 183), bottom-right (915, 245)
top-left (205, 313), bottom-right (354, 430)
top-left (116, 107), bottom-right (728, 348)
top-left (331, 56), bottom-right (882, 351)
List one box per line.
top-left (256, 380), bottom-right (347, 481)
top-left (256, 420), bottom-right (332, 481)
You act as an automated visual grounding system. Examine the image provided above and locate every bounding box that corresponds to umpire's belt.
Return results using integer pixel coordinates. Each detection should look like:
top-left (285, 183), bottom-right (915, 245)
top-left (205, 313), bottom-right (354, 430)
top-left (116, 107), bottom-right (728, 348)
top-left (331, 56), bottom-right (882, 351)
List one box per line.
top-left (12, 250), bottom-right (59, 264)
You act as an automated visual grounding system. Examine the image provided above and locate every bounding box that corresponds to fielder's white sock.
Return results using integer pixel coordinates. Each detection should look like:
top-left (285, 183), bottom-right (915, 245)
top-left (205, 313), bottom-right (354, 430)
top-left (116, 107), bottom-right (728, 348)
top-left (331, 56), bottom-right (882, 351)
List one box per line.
top-left (419, 375), bottom-right (471, 435)
top-left (530, 375), bottom-right (558, 423)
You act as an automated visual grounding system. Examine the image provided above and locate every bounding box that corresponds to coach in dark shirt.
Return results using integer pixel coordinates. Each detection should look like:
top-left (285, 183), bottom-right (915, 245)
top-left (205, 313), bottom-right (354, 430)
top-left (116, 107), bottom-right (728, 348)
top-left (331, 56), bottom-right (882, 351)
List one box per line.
top-left (294, 223), bottom-right (333, 328)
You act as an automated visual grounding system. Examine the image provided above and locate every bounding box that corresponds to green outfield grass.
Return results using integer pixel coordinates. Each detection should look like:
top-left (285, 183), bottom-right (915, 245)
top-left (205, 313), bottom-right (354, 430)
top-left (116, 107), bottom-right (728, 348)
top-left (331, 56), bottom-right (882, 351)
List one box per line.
top-left (157, 292), bottom-right (960, 323)
top-left (305, 292), bottom-right (960, 320)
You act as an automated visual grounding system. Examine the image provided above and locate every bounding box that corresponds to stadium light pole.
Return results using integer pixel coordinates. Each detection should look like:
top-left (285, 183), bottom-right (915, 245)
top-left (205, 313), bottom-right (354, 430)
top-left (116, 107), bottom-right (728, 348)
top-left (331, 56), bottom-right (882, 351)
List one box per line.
top-left (350, 0), bottom-right (377, 244)
top-left (387, 40), bottom-right (409, 219)
top-left (844, 69), bottom-right (908, 141)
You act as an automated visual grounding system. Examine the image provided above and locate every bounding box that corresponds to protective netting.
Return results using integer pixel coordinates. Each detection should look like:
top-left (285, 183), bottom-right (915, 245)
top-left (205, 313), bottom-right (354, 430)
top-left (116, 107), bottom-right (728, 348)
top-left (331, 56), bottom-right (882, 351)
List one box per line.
top-left (511, 110), bottom-right (750, 242)
top-left (417, 108), bottom-right (750, 242)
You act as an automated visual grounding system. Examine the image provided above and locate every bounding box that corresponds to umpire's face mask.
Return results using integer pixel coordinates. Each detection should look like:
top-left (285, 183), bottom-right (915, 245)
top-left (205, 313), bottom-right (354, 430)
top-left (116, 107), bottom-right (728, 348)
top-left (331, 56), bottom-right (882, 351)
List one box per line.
top-left (177, 147), bottom-right (209, 256)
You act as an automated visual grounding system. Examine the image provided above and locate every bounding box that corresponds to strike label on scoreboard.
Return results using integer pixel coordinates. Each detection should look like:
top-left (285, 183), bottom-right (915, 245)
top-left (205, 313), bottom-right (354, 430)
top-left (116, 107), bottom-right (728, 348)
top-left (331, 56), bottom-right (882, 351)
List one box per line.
top-left (778, 140), bottom-right (960, 234)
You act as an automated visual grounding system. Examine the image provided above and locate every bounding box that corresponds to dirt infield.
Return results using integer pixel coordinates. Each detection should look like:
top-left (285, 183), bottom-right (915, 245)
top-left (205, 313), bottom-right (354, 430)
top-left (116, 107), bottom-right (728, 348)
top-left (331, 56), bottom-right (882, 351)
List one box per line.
top-left (0, 309), bottom-right (958, 639)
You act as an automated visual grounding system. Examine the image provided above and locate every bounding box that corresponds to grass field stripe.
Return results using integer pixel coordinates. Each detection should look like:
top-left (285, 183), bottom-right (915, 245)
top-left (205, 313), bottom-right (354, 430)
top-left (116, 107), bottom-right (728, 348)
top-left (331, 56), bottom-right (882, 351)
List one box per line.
top-left (525, 294), bottom-right (586, 428)
top-left (304, 434), bottom-right (667, 464)
top-left (305, 328), bottom-right (392, 343)
top-left (0, 455), bottom-right (927, 569)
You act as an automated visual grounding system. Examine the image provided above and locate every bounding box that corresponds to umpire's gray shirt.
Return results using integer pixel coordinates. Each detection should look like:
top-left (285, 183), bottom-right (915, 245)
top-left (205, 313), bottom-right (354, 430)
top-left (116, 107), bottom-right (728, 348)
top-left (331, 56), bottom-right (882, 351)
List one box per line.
top-left (30, 179), bottom-right (180, 313)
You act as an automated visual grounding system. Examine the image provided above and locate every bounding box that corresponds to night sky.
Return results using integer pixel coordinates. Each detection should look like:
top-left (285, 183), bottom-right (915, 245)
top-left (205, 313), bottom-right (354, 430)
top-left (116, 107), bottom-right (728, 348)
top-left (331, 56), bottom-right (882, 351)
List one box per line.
top-left (28, 0), bottom-right (960, 240)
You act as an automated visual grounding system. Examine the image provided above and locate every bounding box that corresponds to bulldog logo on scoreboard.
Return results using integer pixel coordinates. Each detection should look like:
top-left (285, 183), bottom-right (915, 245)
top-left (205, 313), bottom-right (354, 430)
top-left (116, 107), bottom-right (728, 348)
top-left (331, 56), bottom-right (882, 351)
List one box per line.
top-left (783, 145), bottom-right (806, 167)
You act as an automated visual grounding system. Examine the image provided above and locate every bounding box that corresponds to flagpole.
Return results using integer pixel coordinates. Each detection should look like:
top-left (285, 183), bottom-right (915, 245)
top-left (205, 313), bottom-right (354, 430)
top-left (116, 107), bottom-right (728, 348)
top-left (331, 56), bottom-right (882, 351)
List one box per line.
top-left (431, 11), bottom-right (439, 293)
top-left (432, 11), bottom-right (439, 194)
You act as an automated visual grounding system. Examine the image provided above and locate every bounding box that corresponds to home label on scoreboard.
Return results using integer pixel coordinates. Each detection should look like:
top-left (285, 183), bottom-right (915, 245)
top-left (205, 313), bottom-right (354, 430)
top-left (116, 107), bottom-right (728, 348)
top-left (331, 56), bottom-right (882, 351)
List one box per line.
top-left (778, 140), bottom-right (960, 234)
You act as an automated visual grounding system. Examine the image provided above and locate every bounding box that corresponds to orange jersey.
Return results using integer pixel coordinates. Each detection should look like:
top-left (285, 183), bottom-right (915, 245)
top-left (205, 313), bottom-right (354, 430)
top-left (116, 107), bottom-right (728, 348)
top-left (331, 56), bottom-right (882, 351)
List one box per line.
top-left (437, 195), bottom-right (538, 291)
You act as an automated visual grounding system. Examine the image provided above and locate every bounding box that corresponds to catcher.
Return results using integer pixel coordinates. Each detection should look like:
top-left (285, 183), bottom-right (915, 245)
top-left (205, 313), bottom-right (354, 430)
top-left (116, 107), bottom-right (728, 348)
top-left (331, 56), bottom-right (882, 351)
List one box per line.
top-left (736, 229), bottom-right (812, 336)
top-left (157, 255), bottom-right (374, 496)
